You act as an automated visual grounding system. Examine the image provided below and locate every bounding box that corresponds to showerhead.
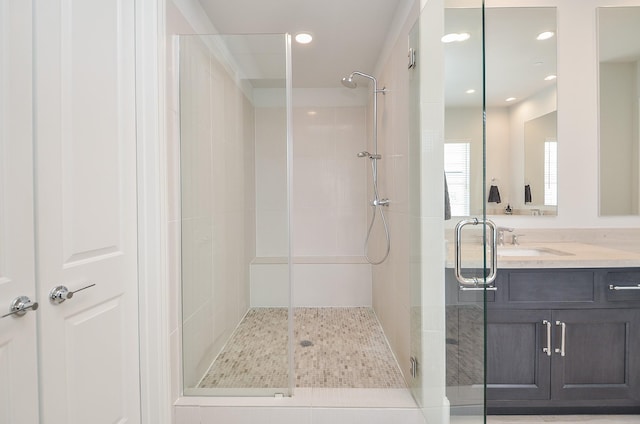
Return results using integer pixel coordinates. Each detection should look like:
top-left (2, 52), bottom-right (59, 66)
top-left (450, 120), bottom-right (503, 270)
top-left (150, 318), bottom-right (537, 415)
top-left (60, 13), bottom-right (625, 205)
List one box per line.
top-left (357, 151), bottom-right (370, 158)
top-left (341, 76), bottom-right (357, 89)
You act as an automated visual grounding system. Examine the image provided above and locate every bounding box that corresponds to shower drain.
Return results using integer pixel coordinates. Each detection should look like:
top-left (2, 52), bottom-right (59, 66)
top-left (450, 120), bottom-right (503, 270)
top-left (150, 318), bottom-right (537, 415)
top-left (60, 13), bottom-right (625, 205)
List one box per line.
top-left (300, 340), bottom-right (314, 347)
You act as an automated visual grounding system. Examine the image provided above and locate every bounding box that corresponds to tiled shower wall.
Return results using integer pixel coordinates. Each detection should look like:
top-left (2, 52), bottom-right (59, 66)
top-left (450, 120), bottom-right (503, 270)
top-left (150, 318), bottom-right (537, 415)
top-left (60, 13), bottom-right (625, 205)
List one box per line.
top-left (252, 103), bottom-right (373, 307)
top-left (178, 35), bottom-right (256, 388)
top-left (254, 105), bottom-right (368, 258)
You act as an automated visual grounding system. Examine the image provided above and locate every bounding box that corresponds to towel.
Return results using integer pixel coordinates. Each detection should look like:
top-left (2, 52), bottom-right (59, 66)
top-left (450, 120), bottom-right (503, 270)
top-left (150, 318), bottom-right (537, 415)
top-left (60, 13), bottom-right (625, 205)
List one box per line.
top-left (444, 173), bottom-right (451, 220)
top-left (488, 185), bottom-right (501, 203)
top-left (524, 184), bottom-right (532, 203)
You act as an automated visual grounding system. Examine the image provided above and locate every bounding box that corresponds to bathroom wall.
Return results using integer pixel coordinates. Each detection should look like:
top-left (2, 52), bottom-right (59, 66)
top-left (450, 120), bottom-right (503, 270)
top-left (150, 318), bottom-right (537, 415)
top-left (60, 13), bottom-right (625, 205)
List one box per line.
top-left (253, 104), bottom-right (368, 258)
top-left (251, 100), bottom-right (373, 308)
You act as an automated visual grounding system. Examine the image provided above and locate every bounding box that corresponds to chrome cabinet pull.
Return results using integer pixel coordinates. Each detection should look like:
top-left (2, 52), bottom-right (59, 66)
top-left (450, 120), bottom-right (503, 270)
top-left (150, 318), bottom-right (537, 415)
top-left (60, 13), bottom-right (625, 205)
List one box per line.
top-left (49, 283), bottom-right (96, 304)
top-left (454, 218), bottom-right (497, 287)
top-left (609, 284), bottom-right (640, 291)
top-left (542, 320), bottom-right (552, 357)
top-left (2, 296), bottom-right (39, 318)
top-left (555, 321), bottom-right (566, 356)
top-left (459, 286), bottom-right (497, 291)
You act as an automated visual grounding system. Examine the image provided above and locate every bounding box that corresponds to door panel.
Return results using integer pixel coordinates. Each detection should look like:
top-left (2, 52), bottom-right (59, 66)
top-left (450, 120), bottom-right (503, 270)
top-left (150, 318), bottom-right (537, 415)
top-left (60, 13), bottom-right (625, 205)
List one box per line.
top-left (552, 308), bottom-right (640, 402)
top-left (34, 0), bottom-right (140, 422)
top-left (0, 1), bottom-right (39, 423)
top-left (487, 309), bottom-right (551, 401)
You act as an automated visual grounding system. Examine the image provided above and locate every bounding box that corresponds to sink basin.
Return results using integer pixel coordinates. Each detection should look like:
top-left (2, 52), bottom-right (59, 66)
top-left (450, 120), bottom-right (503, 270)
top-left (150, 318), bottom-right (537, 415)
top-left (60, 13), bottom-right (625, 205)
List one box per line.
top-left (497, 247), bottom-right (572, 257)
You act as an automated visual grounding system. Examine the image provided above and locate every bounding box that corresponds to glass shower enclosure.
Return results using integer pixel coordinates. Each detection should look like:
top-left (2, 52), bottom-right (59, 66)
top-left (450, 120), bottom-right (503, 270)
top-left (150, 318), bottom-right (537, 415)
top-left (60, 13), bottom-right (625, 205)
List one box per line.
top-left (178, 33), bottom-right (292, 396)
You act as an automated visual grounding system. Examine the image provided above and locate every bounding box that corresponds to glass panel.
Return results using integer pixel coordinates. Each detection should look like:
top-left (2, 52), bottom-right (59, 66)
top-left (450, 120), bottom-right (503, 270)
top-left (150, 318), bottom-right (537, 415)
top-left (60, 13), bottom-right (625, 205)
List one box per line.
top-left (179, 33), bottom-right (292, 396)
top-left (409, 0), bottom-right (486, 422)
top-left (444, 1), bottom-right (487, 423)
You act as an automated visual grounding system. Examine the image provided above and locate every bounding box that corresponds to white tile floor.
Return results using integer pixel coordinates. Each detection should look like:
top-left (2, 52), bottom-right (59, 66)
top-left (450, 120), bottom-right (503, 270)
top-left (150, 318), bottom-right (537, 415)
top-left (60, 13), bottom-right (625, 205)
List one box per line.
top-left (487, 416), bottom-right (640, 424)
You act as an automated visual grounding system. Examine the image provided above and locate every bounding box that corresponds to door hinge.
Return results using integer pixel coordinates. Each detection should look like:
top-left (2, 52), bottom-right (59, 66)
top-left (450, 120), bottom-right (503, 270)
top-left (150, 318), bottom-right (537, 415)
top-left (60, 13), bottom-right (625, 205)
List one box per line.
top-left (408, 48), bottom-right (416, 69)
top-left (410, 356), bottom-right (418, 379)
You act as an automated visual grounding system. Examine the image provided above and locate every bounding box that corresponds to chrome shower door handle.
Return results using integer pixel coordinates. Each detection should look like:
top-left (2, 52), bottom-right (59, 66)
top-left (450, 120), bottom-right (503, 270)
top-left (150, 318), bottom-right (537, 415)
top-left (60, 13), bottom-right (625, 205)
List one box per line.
top-left (555, 321), bottom-right (566, 356)
top-left (542, 320), bottom-right (552, 356)
top-left (50, 283), bottom-right (96, 304)
top-left (2, 296), bottom-right (39, 318)
top-left (454, 218), bottom-right (497, 287)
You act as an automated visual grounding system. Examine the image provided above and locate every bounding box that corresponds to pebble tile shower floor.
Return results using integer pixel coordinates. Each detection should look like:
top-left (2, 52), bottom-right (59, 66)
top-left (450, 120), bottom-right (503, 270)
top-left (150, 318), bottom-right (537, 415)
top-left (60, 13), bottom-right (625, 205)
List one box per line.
top-left (198, 307), bottom-right (407, 389)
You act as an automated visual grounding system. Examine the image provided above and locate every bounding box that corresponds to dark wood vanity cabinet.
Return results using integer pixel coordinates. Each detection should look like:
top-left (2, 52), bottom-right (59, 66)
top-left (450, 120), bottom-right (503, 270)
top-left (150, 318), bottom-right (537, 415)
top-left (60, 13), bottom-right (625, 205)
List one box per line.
top-left (487, 268), bottom-right (640, 414)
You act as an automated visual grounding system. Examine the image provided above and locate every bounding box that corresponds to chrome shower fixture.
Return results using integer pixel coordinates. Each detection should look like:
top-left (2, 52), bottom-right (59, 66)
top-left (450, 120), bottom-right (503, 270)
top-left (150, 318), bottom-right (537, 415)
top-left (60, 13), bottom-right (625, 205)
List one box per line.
top-left (341, 71), bottom-right (387, 94)
top-left (357, 151), bottom-right (381, 160)
top-left (343, 70), bottom-right (390, 265)
top-left (341, 75), bottom-right (358, 89)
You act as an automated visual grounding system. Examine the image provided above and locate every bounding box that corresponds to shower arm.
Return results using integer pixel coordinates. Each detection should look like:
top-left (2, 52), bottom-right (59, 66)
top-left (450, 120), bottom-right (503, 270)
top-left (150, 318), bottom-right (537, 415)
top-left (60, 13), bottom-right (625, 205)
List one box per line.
top-left (348, 72), bottom-right (379, 157)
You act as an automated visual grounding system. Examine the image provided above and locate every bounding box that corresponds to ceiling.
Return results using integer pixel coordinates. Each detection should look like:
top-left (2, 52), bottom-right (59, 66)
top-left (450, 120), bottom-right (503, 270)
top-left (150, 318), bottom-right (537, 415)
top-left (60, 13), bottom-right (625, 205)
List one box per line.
top-left (194, 3), bottom-right (639, 108)
top-left (197, 0), bottom-right (410, 88)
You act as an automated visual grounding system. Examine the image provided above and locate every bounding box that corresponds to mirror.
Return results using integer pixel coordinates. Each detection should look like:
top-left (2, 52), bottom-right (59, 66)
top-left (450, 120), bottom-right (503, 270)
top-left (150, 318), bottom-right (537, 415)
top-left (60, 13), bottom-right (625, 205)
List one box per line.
top-left (598, 7), bottom-right (640, 216)
top-left (444, 7), bottom-right (557, 217)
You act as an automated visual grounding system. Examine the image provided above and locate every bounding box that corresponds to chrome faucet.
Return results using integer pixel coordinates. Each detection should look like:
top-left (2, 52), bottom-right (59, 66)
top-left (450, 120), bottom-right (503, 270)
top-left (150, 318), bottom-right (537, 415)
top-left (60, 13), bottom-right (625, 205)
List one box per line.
top-left (497, 227), bottom-right (514, 246)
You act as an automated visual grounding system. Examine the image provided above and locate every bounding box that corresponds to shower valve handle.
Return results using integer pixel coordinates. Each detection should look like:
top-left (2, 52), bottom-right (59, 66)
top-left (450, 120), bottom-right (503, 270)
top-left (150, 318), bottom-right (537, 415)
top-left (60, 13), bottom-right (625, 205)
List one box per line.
top-left (371, 198), bottom-right (390, 207)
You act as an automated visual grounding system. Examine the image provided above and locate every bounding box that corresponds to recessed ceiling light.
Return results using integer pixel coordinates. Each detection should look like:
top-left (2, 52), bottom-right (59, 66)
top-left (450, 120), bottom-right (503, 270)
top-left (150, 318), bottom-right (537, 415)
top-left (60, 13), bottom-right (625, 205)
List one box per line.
top-left (536, 31), bottom-right (555, 41)
top-left (441, 32), bottom-right (471, 43)
top-left (307, 110), bottom-right (317, 116)
top-left (505, 97), bottom-right (517, 102)
top-left (544, 74), bottom-right (557, 81)
top-left (466, 89), bottom-right (476, 94)
top-left (295, 33), bottom-right (313, 44)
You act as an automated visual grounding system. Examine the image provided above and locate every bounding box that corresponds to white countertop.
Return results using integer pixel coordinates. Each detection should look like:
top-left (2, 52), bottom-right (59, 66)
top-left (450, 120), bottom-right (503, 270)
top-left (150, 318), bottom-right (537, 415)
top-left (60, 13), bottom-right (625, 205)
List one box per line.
top-left (447, 242), bottom-right (640, 269)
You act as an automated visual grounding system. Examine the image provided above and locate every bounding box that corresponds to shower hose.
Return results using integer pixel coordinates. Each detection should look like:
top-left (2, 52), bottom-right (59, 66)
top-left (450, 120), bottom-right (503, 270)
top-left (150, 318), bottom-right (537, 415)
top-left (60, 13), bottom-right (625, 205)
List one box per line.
top-left (364, 156), bottom-right (391, 265)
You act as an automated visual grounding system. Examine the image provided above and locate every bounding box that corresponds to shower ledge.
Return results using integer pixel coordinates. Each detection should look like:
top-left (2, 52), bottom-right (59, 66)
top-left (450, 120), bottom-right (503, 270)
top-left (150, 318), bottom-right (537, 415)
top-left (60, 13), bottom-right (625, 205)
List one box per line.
top-left (252, 256), bottom-right (369, 265)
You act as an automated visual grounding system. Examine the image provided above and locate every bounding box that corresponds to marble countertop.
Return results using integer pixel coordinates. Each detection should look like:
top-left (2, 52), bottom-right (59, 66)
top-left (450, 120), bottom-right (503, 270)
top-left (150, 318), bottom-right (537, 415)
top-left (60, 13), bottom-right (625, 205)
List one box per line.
top-left (447, 242), bottom-right (640, 269)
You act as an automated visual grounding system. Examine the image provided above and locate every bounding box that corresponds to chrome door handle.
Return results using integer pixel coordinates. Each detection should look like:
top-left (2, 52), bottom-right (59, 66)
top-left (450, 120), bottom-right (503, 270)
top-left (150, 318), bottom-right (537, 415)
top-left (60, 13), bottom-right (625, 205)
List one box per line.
top-left (454, 218), bottom-right (497, 286)
top-left (1, 296), bottom-right (39, 318)
top-left (555, 321), bottom-right (566, 356)
top-left (609, 284), bottom-right (640, 290)
top-left (542, 320), bottom-right (552, 357)
top-left (49, 283), bottom-right (96, 304)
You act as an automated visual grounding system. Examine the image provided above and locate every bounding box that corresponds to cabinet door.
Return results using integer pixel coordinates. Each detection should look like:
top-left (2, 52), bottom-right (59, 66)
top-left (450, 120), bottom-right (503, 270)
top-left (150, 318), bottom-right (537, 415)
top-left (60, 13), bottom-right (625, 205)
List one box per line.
top-left (552, 308), bottom-right (640, 403)
top-left (487, 309), bottom-right (552, 401)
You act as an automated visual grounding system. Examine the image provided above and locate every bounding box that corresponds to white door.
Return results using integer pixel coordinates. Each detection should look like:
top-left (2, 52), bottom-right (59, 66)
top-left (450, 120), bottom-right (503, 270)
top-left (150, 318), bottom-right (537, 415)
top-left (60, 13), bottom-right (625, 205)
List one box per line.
top-left (0, 2), bottom-right (40, 423)
top-left (33, 0), bottom-right (141, 423)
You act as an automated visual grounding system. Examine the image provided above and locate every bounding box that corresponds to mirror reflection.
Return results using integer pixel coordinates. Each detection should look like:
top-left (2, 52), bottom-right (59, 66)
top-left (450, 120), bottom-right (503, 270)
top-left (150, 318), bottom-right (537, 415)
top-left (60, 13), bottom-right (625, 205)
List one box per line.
top-left (598, 7), bottom-right (640, 216)
top-left (444, 7), bottom-right (558, 217)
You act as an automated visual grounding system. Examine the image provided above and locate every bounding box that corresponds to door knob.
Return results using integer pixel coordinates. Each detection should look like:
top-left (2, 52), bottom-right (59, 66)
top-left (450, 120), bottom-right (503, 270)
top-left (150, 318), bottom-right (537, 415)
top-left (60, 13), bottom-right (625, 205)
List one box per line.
top-left (2, 296), bottom-right (39, 318)
top-left (49, 283), bottom-right (96, 304)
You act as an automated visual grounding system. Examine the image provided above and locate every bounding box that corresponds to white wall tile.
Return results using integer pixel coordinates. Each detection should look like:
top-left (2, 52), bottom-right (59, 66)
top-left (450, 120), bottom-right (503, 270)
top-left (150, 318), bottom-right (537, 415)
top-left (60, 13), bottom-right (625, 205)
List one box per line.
top-left (293, 264), bottom-right (372, 307)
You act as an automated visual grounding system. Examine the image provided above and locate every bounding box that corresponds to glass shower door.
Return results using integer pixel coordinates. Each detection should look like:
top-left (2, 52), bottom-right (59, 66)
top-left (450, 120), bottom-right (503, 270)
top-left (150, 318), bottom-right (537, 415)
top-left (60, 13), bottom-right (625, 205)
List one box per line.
top-left (178, 33), bottom-right (293, 397)
top-left (408, 0), bottom-right (489, 423)
top-left (444, 2), bottom-right (491, 422)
